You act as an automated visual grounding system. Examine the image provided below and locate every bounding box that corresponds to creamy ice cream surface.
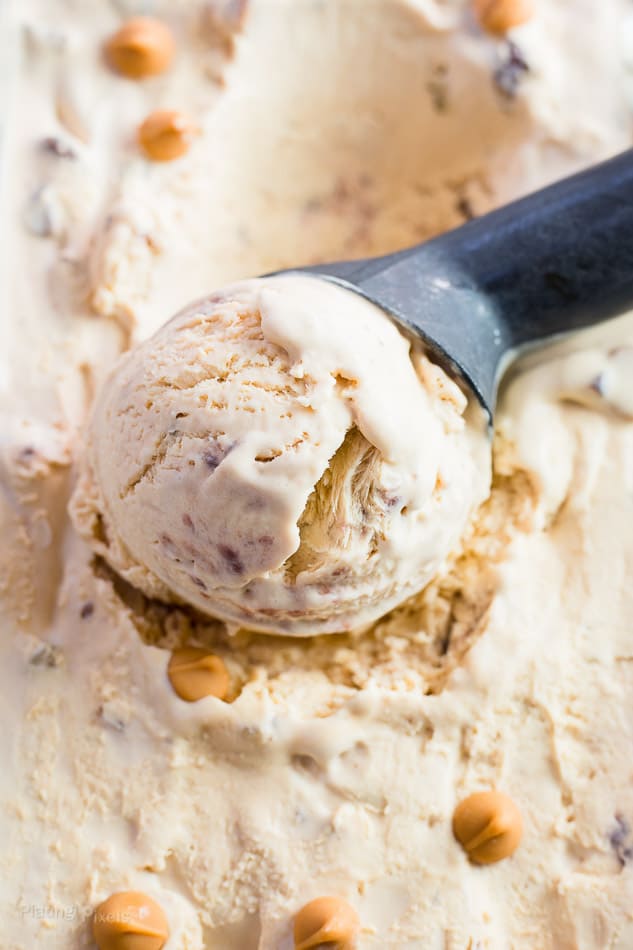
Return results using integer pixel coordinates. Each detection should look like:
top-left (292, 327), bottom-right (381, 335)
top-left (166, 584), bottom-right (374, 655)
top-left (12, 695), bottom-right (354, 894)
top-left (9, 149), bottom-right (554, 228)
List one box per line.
top-left (73, 274), bottom-right (489, 635)
top-left (4, 0), bottom-right (633, 948)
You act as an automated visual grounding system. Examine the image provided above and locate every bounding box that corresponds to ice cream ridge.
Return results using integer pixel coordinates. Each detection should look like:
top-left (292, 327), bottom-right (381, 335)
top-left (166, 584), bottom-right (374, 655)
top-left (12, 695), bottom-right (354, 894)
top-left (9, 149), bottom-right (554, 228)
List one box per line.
top-left (73, 274), bottom-right (489, 635)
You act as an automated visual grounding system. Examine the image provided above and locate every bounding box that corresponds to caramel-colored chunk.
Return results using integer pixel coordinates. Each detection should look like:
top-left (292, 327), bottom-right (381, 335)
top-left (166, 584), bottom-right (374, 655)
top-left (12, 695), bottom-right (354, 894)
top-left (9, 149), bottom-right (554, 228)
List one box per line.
top-left (293, 896), bottom-right (360, 950)
top-left (452, 790), bottom-right (523, 864)
top-left (474, 0), bottom-right (534, 35)
top-left (138, 110), bottom-right (198, 162)
top-left (92, 891), bottom-right (169, 950)
top-left (168, 646), bottom-right (230, 702)
top-left (105, 18), bottom-right (175, 79)
top-left (137, 110), bottom-right (198, 162)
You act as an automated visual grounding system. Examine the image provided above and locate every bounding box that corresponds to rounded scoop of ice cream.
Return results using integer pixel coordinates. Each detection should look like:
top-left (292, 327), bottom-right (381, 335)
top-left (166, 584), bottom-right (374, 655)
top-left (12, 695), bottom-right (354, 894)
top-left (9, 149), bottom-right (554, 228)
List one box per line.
top-left (72, 275), bottom-right (489, 635)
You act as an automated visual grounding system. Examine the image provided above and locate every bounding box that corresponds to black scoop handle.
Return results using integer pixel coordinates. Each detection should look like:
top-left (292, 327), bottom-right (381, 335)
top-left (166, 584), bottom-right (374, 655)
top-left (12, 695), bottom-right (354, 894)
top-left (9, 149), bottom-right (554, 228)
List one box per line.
top-left (430, 148), bottom-right (633, 346)
top-left (312, 149), bottom-right (633, 414)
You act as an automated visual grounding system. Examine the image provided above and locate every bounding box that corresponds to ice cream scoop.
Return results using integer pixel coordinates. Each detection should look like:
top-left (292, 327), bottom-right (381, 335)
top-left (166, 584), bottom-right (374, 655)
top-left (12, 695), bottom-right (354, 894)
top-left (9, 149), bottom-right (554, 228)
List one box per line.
top-left (72, 276), bottom-right (490, 636)
top-left (73, 151), bottom-right (633, 637)
top-left (293, 149), bottom-right (633, 420)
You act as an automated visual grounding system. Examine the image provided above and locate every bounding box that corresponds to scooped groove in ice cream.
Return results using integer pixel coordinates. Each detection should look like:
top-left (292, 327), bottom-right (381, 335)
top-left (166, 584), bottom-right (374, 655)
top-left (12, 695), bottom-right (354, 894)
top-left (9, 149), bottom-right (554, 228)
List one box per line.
top-left (72, 274), bottom-right (490, 635)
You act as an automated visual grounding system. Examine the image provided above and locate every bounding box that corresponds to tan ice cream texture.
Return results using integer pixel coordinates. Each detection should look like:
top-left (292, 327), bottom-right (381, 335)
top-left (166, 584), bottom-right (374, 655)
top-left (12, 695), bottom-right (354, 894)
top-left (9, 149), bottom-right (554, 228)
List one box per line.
top-left (3, 0), bottom-right (633, 948)
top-left (73, 275), bottom-right (489, 635)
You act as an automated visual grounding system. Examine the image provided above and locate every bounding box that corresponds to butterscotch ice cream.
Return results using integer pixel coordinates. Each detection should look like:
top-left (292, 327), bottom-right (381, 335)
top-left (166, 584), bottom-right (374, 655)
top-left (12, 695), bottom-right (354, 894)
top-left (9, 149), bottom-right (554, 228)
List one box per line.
top-left (3, 0), bottom-right (633, 948)
top-left (73, 275), bottom-right (488, 635)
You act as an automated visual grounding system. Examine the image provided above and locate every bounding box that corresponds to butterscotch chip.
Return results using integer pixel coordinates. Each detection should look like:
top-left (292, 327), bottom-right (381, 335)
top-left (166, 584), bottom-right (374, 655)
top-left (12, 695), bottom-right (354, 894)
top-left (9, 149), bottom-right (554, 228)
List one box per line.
top-left (138, 109), bottom-right (198, 162)
top-left (452, 790), bottom-right (523, 864)
top-left (138, 110), bottom-right (199, 162)
top-left (105, 18), bottom-right (175, 79)
top-left (293, 896), bottom-right (360, 950)
top-left (92, 891), bottom-right (169, 950)
top-left (474, 0), bottom-right (534, 34)
top-left (168, 646), bottom-right (230, 702)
